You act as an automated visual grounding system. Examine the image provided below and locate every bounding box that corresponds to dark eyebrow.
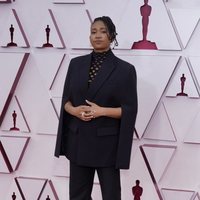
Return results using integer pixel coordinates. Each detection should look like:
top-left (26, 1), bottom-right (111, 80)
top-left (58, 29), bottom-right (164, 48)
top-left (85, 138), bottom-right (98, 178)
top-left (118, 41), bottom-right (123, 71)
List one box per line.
top-left (91, 27), bottom-right (107, 31)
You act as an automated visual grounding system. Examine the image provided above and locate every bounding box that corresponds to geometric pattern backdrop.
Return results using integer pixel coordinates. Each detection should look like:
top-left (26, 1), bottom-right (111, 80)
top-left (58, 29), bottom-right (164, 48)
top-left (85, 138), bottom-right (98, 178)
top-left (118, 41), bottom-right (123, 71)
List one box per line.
top-left (1, 0), bottom-right (200, 199)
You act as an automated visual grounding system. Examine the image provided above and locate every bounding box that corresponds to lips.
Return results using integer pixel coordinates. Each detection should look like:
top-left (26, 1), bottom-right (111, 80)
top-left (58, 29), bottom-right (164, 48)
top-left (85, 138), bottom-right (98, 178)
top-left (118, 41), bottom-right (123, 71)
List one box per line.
top-left (94, 40), bottom-right (103, 44)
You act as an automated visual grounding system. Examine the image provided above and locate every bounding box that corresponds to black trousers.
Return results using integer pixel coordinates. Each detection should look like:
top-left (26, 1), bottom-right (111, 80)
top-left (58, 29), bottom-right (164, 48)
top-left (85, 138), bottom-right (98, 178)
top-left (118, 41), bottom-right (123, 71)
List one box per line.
top-left (69, 162), bottom-right (121, 200)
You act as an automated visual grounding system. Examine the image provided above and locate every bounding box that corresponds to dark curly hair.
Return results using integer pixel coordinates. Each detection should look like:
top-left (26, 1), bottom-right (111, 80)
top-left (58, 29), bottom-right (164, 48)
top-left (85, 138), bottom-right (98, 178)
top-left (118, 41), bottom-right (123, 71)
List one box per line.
top-left (92, 16), bottom-right (118, 48)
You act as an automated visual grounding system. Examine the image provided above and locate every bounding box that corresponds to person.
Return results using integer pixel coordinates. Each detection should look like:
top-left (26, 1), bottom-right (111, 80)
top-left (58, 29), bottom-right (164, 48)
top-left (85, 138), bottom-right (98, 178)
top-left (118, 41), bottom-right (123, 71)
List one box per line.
top-left (54, 16), bottom-right (138, 200)
top-left (132, 180), bottom-right (143, 200)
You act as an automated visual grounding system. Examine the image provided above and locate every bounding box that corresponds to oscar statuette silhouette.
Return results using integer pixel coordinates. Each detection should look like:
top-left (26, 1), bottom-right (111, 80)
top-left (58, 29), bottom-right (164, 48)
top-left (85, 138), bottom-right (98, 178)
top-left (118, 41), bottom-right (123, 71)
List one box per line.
top-left (132, 0), bottom-right (157, 50)
top-left (12, 192), bottom-right (16, 200)
top-left (46, 195), bottom-right (50, 200)
top-left (132, 180), bottom-right (143, 200)
top-left (42, 25), bottom-right (53, 47)
top-left (7, 24), bottom-right (17, 47)
top-left (10, 110), bottom-right (20, 131)
top-left (176, 73), bottom-right (188, 96)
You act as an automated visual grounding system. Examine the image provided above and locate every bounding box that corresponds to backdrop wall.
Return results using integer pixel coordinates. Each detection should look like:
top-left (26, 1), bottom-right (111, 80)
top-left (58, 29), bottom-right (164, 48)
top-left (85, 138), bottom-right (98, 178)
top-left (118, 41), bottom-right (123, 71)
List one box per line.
top-left (1, 0), bottom-right (200, 199)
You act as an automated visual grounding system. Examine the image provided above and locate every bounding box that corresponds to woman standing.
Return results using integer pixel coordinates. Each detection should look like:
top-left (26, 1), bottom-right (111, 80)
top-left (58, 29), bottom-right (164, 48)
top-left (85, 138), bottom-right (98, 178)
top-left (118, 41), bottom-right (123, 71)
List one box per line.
top-left (55, 16), bottom-right (138, 200)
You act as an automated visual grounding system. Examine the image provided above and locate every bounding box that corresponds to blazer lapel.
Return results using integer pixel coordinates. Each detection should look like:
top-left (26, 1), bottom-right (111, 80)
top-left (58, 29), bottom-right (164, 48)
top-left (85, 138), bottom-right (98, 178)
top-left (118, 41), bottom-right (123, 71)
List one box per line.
top-left (86, 51), bottom-right (116, 100)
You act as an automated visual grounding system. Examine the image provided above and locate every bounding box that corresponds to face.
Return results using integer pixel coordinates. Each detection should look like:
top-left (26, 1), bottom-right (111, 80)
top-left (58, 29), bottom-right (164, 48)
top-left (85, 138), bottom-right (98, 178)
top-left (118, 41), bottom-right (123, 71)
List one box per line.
top-left (90, 20), bottom-right (111, 52)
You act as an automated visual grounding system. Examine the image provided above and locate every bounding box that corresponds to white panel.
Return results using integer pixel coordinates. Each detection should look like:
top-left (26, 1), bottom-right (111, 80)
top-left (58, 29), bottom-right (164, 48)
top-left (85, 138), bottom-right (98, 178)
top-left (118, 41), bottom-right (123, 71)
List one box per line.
top-left (53, 157), bottom-right (69, 177)
top-left (16, 177), bottom-right (47, 199)
top-left (189, 56), bottom-right (200, 91)
top-left (51, 98), bottom-right (61, 118)
top-left (118, 54), bottom-right (180, 137)
top-left (184, 101), bottom-right (200, 143)
top-left (51, 177), bottom-right (68, 200)
top-left (0, 136), bottom-right (29, 171)
top-left (160, 144), bottom-right (200, 190)
top-left (0, 148), bottom-right (9, 173)
top-left (143, 144), bottom-right (176, 182)
top-left (161, 189), bottom-right (194, 200)
top-left (36, 99), bottom-right (58, 135)
top-left (164, 98), bottom-right (200, 141)
top-left (35, 53), bottom-right (65, 91)
top-left (50, 54), bottom-right (71, 97)
top-left (169, 8), bottom-right (200, 48)
top-left (70, 10), bottom-right (91, 49)
top-left (144, 101), bottom-right (176, 141)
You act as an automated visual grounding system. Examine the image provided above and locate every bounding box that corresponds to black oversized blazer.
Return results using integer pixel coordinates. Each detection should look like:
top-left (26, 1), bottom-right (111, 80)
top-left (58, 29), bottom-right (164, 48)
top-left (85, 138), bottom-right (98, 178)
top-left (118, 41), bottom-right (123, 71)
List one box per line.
top-left (54, 50), bottom-right (138, 169)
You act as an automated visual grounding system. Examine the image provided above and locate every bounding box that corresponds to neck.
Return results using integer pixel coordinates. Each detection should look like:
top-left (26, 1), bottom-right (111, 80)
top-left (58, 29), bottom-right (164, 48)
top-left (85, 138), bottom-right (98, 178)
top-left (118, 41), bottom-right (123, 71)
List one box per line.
top-left (93, 48), bottom-right (110, 53)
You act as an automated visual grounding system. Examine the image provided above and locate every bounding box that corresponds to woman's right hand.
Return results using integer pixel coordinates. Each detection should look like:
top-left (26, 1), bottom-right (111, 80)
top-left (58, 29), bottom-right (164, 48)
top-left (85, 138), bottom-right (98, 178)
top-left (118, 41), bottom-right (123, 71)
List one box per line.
top-left (64, 101), bottom-right (93, 121)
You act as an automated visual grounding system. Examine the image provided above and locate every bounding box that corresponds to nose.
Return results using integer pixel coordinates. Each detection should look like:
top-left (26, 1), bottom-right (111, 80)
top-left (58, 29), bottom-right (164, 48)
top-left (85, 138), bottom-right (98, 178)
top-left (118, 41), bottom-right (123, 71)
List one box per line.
top-left (95, 32), bottom-right (102, 38)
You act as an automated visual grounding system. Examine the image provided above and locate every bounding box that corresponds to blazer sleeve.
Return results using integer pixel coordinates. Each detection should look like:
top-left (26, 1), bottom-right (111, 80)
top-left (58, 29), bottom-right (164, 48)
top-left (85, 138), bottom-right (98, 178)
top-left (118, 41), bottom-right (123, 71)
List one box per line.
top-left (54, 60), bottom-right (73, 157)
top-left (115, 65), bottom-right (138, 169)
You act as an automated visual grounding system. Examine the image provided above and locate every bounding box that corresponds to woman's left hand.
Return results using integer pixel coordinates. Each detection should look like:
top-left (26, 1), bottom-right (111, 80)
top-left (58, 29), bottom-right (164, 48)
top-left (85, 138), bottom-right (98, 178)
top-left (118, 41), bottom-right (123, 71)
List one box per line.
top-left (85, 100), bottom-right (104, 119)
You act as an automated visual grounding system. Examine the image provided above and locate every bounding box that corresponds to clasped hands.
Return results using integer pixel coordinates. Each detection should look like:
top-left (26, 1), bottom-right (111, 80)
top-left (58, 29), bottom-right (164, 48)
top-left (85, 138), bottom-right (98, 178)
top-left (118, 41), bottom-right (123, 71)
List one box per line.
top-left (77, 100), bottom-right (102, 121)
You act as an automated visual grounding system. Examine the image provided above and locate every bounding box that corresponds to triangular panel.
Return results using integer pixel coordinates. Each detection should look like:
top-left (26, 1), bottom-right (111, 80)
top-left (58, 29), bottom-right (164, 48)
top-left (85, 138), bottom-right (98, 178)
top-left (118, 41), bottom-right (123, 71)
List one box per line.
top-left (0, 140), bottom-right (11, 173)
top-left (34, 9), bottom-right (65, 48)
top-left (36, 99), bottom-right (59, 135)
top-left (1, 9), bottom-right (29, 47)
top-left (120, 142), bottom-right (161, 200)
top-left (184, 101), bottom-right (200, 144)
top-left (164, 98), bottom-right (200, 142)
top-left (144, 101), bottom-right (176, 141)
top-left (0, 53), bottom-right (29, 126)
top-left (118, 54), bottom-right (180, 138)
top-left (35, 53), bottom-right (65, 91)
top-left (161, 188), bottom-right (195, 200)
top-left (50, 98), bottom-right (61, 119)
top-left (189, 56), bottom-right (200, 93)
top-left (116, 0), bottom-right (180, 50)
top-left (0, 136), bottom-right (30, 172)
top-left (15, 177), bottom-right (48, 200)
top-left (165, 58), bottom-right (199, 98)
top-left (142, 144), bottom-right (176, 182)
top-left (1, 95), bottom-right (30, 132)
top-left (39, 180), bottom-right (59, 200)
top-left (169, 8), bottom-right (200, 48)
